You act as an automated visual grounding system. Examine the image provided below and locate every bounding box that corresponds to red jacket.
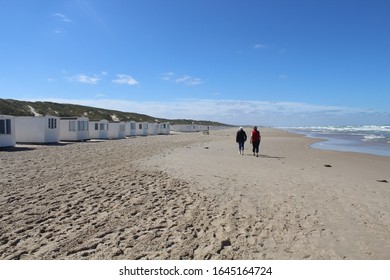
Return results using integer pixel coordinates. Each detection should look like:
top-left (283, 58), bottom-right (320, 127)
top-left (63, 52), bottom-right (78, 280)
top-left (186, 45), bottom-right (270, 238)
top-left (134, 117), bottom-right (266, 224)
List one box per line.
top-left (251, 129), bottom-right (261, 142)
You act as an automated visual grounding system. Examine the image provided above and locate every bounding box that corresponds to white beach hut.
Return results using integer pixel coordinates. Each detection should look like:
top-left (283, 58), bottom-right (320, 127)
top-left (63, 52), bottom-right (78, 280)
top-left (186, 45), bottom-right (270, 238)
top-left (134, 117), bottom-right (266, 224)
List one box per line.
top-left (136, 122), bottom-right (148, 136)
top-left (108, 121), bottom-right (126, 139)
top-left (0, 115), bottom-right (16, 147)
top-left (89, 119), bottom-right (109, 139)
top-left (125, 121), bottom-right (136, 137)
top-left (15, 116), bottom-right (60, 144)
top-left (171, 124), bottom-right (189, 132)
top-left (170, 124), bottom-right (180, 132)
top-left (60, 117), bottom-right (89, 141)
top-left (147, 123), bottom-right (158, 136)
top-left (192, 125), bottom-right (202, 132)
top-left (159, 122), bottom-right (170, 135)
top-left (171, 124), bottom-right (203, 133)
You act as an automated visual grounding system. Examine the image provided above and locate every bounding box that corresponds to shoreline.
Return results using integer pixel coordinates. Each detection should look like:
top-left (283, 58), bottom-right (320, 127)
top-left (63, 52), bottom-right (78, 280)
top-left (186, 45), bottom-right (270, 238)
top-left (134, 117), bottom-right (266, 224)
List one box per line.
top-left (1, 128), bottom-right (389, 259)
top-left (282, 127), bottom-right (390, 158)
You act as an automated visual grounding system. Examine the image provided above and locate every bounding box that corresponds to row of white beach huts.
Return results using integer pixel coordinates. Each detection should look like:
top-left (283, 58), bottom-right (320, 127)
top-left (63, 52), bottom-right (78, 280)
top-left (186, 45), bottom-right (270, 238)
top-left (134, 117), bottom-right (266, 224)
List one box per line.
top-left (0, 115), bottom-right (172, 148)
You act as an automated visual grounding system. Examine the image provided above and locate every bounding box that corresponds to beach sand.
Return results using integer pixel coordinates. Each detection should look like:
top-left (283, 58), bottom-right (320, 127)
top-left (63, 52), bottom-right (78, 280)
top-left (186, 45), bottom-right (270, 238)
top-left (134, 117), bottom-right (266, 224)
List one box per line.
top-left (0, 128), bottom-right (389, 259)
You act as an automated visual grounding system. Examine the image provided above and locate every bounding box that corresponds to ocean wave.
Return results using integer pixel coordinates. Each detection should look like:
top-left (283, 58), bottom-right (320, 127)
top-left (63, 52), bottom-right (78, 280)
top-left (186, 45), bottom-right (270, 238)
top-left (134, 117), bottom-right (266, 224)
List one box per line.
top-left (362, 134), bottom-right (386, 142)
top-left (291, 125), bottom-right (389, 132)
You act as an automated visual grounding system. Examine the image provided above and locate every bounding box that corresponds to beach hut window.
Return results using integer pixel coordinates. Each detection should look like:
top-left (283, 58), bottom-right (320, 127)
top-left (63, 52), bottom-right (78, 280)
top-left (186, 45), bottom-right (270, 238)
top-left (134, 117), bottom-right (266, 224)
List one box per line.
top-left (131, 123), bottom-right (136, 129)
top-left (48, 118), bottom-right (57, 129)
top-left (139, 124), bottom-right (142, 129)
top-left (0, 119), bottom-right (12, 135)
top-left (95, 123), bottom-right (99, 130)
top-left (69, 121), bottom-right (76, 131)
top-left (100, 123), bottom-right (106, 130)
top-left (78, 121), bottom-right (88, 131)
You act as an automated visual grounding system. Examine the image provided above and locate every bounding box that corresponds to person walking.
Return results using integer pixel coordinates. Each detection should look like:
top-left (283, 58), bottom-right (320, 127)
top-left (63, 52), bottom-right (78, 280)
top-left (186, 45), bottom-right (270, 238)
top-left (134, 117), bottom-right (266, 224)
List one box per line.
top-left (250, 126), bottom-right (261, 157)
top-left (236, 127), bottom-right (247, 155)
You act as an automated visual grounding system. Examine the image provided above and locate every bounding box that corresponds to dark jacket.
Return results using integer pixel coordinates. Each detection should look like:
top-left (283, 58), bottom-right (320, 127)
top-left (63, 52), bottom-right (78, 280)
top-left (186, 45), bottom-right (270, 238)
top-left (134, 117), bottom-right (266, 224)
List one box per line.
top-left (236, 129), bottom-right (247, 142)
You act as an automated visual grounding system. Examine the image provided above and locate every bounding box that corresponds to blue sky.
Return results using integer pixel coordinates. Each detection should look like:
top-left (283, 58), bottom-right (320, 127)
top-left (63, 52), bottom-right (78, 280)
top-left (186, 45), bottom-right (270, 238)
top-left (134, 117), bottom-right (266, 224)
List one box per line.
top-left (1, 0), bottom-right (389, 126)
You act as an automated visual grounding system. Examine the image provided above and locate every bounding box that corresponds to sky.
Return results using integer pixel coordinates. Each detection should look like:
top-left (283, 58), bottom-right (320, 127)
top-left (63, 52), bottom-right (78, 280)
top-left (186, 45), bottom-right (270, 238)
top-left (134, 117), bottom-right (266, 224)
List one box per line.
top-left (0, 0), bottom-right (389, 126)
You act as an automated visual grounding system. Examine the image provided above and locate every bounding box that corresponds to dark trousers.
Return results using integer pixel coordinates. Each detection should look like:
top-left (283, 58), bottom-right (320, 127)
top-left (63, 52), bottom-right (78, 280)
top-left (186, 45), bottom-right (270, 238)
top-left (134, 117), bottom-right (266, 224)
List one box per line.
top-left (252, 141), bottom-right (260, 153)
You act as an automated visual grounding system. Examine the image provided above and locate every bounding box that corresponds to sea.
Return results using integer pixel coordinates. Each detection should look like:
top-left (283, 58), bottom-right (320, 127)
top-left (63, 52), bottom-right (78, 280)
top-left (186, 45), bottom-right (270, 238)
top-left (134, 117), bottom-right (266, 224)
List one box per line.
top-left (282, 125), bottom-right (390, 157)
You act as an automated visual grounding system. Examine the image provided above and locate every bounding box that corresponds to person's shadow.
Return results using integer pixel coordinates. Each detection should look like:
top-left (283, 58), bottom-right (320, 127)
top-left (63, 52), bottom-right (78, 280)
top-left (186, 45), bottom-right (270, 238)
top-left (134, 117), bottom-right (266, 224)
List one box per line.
top-left (257, 154), bottom-right (285, 159)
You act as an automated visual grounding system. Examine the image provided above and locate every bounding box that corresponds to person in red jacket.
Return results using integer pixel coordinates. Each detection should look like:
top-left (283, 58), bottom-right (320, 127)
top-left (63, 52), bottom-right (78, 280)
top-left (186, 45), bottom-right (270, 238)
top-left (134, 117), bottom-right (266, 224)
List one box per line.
top-left (250, 126), bottom-right (261, 157)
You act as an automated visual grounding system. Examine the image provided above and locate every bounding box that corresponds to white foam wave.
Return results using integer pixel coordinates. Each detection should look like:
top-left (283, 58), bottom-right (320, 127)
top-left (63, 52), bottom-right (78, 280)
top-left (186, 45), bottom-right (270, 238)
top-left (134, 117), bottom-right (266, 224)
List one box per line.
top-left (362, 134), bottom-right (386, 142)
top-left (289, 125), bottom-right (390, 134)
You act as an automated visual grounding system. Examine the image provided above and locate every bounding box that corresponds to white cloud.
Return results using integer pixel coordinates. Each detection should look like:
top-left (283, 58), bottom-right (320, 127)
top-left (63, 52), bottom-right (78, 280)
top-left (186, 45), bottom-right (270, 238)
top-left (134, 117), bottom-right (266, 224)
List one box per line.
top-left (67, 74), bottom-right (100, 84)
top-left (65, 71), bottom-right (107, 84)
top-left (27, 97), bottom-right (390, 127)
top-left (112, 74), bottom-right (139, 85)
top-left (254, 43), bottom-right (267, 49)
top-left (161, 72), bottom-right (175, 81)
top-left (54, 29), bottom-right (64, 34)
top-left (278, 74), bottom-right (288, 80)
top-left (52, 13), bottom-right (72, 23)
top-left (161, 72), bottom-right (203, 86)
top-left (175, 75), bottom-right (203, 86)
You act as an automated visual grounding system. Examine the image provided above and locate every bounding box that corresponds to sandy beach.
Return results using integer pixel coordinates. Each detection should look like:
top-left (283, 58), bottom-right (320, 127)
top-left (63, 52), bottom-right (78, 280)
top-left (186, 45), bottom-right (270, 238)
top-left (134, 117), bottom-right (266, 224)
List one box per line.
top-left (0, 128), bottom-right (389, 260)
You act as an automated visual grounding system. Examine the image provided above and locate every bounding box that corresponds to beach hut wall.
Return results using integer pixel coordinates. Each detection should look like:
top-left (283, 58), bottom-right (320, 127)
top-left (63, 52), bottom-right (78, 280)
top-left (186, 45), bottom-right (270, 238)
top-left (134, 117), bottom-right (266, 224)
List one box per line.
top-left (147, 123), bottom-right (158, 135)
top-left (108, 121), bottom-right (126, 139)
top-left (136, 122), bottom-right (148, 136)
top-left (171, 124), bottom-right (189, 132)
top-left (159, 122), bottom-right (171, 135)
top-left (166, 123), bottom-right (171, 134)
top-left (193, 125), bottom-right (202, 132)
top-left (125, 121), bottom-right (136, 137)
top-left (171, 124), bottom-right (205, 133)
top-left (59, 117), bottom-right (89, 141)
top-left (198, 125), bottom-right (207, 132)
top-left (0, 115), bottom-right (16, 147)
top-left (186, 125), bottom-right (193, 132)
top-left (15, 116), bottom-right (60, 144)
top-left (170, 125), bottom-right (180, 132)
top-left (89, 119), bottom-right (109, 139)
top-left (156, 123), bottom-right (161, 135)
top-left (155, 123), bottom-right (161, 135)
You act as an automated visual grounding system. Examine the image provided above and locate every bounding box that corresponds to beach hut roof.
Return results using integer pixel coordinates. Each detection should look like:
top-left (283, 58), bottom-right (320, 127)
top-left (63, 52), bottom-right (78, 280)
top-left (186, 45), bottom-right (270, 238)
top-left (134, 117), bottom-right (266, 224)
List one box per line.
top-left (90, 119), bottom-right (109, 122)
top-left (60, 117), bottom-right (88, 120)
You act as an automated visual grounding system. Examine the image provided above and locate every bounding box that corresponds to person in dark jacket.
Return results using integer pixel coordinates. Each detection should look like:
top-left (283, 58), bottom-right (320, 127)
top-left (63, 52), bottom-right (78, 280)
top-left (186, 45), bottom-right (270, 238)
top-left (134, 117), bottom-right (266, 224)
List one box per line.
top-left (236, 127), bottom-right (247, 155)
